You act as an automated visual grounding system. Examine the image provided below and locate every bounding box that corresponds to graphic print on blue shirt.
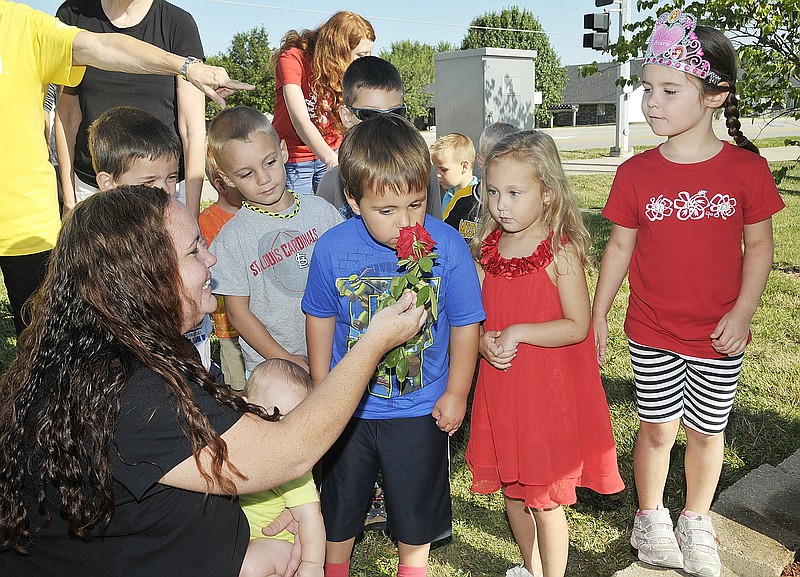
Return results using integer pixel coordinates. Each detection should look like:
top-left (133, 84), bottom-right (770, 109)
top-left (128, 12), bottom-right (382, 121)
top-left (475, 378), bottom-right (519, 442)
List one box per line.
top-left (337, 265), bottom-right (440, 397)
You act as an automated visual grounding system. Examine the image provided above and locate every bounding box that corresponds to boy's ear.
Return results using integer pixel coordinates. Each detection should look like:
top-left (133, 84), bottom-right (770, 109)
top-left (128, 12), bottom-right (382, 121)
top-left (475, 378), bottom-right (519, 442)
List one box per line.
top-left (339, 105), bottom-right (357, 130)
top-left (96, 172), bottom-right (115, 191)
top-left (210, 175), bottom-right (227, 195)
top-left (219, 171), bottom-right (236, 188)
top-left (344, 187), bottom-right (362, 216)
top-left (280, 139), bottom-right (289, 164)
top-left (461, 160), bottom-right (470, 174)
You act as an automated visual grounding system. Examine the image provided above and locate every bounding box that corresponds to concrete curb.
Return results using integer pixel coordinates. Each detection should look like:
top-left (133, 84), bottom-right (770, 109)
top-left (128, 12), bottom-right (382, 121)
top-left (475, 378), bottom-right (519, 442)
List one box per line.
top-left (611, 450), bottom-right (799, 577)
top-left (713, 450), bottom-right (800, 557)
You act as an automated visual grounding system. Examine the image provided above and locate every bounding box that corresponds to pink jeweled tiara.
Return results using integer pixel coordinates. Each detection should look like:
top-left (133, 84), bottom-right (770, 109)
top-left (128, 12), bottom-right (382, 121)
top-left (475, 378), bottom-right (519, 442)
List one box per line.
top-left (643, 9), bottom-right (721, 85)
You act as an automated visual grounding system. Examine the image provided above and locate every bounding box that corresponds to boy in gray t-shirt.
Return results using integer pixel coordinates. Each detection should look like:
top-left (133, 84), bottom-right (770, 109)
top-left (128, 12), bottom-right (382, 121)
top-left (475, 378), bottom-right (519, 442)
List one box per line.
top-left (208, 107), bottom-right (342, 373)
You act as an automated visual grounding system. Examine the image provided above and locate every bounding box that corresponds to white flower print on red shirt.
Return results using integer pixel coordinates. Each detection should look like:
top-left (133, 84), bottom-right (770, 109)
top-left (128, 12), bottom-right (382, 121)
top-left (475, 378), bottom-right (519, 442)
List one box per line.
top-left (644, 189), bottom-right (738, 222)
top-left (674, 190), bottom-right (709, 221)
top-left (645, 195), bottom-right (674, 221)
top-left (707, 193), bottom-right (737, 220)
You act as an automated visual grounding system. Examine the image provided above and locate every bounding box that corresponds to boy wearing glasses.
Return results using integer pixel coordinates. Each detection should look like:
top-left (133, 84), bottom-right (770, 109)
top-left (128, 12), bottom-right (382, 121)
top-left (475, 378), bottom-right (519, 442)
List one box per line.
top-left (316, 56), bottom-right (441, 219)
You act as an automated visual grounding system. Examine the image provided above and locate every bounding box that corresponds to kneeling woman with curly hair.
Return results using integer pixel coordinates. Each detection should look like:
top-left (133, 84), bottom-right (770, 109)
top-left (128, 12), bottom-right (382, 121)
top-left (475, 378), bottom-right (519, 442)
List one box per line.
top-left (0, 185), bottom-right (426, 577)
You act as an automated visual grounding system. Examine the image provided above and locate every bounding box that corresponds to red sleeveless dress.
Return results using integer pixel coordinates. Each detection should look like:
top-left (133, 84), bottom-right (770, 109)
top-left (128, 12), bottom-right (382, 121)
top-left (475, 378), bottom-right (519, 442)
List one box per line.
top-left (466, 230), bottom-right (624, 508)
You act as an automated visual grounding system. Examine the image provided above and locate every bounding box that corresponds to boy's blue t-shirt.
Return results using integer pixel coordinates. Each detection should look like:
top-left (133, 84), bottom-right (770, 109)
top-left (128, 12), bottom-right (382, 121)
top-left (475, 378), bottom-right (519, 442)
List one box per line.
top-left (302, 215), bottom-right (484, 420)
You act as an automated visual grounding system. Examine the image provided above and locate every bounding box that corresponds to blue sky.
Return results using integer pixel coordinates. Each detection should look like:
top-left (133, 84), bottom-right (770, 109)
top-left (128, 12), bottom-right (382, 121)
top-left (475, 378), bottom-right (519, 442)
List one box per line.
top-left (28, 0), bottom-right (651, 66)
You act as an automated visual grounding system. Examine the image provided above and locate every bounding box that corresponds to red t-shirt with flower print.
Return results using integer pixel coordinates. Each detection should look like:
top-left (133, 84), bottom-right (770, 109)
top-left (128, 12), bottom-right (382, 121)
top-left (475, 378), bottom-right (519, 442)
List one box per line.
top-left (602, 143), bottom-right (784, 358)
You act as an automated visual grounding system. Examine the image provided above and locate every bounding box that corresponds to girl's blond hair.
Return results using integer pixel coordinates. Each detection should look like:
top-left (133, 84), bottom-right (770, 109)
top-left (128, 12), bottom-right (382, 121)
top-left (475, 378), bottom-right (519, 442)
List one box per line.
top-left (471, 130), bottom-right (592, 272)
top-left (276, 12), bottom-right (375, 133)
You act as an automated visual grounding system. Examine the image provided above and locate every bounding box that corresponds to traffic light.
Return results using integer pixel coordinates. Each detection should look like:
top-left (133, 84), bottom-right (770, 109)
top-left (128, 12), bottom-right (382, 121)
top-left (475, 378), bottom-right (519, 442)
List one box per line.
top-left (583, 12), bottom-right (610, 51)
top-left (594, 0), bottom-right (614, 6)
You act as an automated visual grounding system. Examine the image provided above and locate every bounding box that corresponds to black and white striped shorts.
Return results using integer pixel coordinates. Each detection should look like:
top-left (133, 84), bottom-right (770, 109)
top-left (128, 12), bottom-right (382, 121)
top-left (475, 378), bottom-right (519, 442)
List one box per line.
top-left (629, 340), bottom-right (743, 435)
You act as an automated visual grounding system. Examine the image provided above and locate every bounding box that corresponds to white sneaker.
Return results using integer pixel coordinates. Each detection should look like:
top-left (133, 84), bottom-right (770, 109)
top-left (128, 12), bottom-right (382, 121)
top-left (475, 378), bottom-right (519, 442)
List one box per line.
top-left (630, 507), bottom-right (684, 569)
top-left (675, 511), bottom-right (721, 577)
top-left (505, 565), bottom-right (539, 577)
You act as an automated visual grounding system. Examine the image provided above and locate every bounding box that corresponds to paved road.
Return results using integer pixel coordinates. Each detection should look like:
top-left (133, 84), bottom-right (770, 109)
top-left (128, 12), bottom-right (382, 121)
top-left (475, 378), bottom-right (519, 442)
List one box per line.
top-left (540, 115), bottom-right (800, 151)
top-left (421, 115), bottom-right (800, 151)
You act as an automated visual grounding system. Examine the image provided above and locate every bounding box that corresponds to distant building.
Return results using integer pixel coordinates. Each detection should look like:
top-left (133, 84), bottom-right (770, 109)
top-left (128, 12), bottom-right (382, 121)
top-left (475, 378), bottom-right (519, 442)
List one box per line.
top-left (549, 60), bottom-right (644, 127)
top-left (426, 59), bottom-right (648, 130)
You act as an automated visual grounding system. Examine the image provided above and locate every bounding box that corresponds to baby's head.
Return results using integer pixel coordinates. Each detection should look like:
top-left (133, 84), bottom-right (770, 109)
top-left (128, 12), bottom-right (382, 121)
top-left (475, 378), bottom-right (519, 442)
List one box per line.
top-left (245, 359), bottom-right (312, 418)
top-left (89, 106), bottom-right (180, 194)
top-left (207, 106), bottom-right (291, 212)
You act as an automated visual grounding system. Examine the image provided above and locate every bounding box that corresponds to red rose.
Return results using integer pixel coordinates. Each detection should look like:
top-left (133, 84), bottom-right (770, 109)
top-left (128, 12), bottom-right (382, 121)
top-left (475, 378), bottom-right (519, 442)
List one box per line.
top-left (396, 227), bottom-right (416, 259)
top-left (396, 223), bottom-right (435, 260)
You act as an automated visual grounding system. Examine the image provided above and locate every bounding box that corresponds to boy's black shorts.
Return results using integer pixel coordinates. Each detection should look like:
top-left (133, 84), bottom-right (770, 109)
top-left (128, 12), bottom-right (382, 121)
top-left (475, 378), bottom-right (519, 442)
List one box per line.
top-left (320, 414), bottom-right (452, 545)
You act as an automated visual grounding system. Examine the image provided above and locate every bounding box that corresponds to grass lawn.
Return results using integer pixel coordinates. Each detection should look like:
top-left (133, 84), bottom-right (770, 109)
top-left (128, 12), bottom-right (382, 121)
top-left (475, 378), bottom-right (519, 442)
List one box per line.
top-left (560, 147), bottom-right (653, 161)
top-left (1, 164), bottom-right (798, 577)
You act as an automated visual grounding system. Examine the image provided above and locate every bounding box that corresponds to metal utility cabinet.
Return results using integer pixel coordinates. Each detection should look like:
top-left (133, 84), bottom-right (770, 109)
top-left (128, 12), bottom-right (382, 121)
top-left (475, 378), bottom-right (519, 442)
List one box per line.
top-left (433, 48), bottom-right (539, 148)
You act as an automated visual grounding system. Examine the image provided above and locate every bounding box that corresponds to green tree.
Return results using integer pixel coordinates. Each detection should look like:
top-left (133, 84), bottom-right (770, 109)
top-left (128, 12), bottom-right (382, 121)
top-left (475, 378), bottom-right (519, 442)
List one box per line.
top-left (605, 0), bottom-right (799, 177)
top-left (461, 6), bottom-right (567, 126)
top-left (205, 26), bottom-right (275, 118)
top-left (380, 41), bottom-right (457, 128)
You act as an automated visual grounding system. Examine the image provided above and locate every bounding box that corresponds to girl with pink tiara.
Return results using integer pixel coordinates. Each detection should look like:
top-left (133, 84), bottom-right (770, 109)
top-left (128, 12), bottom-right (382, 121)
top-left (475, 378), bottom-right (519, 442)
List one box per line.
top-left (466, 130), bottom-right (624, 577)
top-left (593, 10), bottom-right (784, 577)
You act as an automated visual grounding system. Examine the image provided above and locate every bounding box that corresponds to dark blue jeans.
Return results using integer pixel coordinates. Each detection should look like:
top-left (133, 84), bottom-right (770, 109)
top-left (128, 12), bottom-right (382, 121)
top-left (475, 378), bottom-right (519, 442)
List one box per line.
top-left (284, 157), bottom-right (329, 195)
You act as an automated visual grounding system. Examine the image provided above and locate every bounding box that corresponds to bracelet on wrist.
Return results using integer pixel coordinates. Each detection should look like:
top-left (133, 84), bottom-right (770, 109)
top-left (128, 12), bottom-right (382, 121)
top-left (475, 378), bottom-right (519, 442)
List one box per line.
top-left (179, 56), bottom-right (201, 80)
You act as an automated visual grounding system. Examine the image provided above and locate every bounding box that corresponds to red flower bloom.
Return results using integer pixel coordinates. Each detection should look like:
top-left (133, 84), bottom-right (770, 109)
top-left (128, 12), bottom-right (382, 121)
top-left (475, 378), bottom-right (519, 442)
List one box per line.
top-left (396, 223), bottom-right (435, 260)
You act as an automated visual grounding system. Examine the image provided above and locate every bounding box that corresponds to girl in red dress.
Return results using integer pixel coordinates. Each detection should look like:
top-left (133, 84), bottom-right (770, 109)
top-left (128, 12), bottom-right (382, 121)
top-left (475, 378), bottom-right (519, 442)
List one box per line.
top-left (466, 131), bottom-right (624, 577)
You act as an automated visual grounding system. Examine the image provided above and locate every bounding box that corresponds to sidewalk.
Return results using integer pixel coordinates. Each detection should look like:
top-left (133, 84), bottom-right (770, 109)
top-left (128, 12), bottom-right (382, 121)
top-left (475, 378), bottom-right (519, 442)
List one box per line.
top-left (562, 145), bottom-right (799, 175)
top-left (613, 450), bottom-right (800, 577)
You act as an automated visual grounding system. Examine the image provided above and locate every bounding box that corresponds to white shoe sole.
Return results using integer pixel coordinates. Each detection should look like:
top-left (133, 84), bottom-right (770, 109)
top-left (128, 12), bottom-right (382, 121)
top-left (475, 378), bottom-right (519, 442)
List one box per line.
top-left (682, 558), bottom-right (721, 577)
top-left (630, 536), bottom-right (684, 569)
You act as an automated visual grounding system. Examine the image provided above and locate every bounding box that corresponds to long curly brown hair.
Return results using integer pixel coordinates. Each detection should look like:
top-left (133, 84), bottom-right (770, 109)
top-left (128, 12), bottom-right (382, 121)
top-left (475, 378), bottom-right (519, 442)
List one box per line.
top-left (0, 186), bottom-right (273, 553)
top-left (275, 11), bottom-right (375, 134)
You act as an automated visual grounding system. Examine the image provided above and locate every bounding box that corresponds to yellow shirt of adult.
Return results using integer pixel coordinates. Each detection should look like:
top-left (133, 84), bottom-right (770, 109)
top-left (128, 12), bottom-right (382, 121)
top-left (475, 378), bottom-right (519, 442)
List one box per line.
top-left (0, 1), bottom-right (84, 256)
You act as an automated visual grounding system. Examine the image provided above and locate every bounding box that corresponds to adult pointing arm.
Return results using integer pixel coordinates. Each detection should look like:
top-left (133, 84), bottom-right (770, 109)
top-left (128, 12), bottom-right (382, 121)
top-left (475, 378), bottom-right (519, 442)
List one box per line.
top-left (70, 30), bottom-right (253, 107)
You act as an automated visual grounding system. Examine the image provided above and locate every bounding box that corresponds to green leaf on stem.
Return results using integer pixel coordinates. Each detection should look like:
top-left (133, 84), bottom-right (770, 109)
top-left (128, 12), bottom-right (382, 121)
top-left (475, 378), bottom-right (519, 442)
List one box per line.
top-left (390, 275), bottom-right (405, 299)
top-left (397, 355), bottom-right (409, 381)
top-left (417, 285), bottom-right (431, 307)
top-left (419, 256), bottom-right (434, 273)
top-left (385, 347), bottom-right (402, 368)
